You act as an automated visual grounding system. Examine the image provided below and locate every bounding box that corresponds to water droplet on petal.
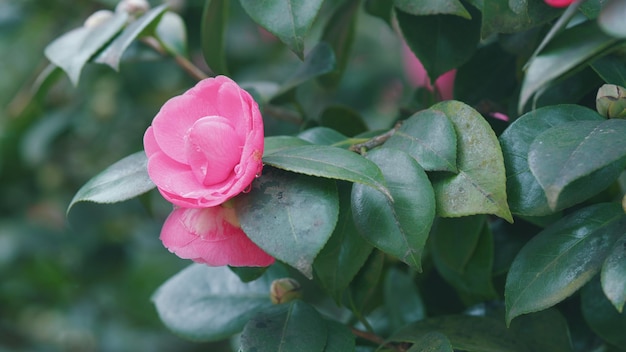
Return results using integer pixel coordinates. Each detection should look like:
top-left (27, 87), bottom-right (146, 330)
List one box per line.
top-left (243, 184), bottom-right (252, 193)
top-left (234, 165), bottom-right (241, 174)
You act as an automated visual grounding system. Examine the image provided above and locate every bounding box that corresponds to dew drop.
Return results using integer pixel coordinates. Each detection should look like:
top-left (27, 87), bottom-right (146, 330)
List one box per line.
top-left (243, 184), bottom-right (252, 193)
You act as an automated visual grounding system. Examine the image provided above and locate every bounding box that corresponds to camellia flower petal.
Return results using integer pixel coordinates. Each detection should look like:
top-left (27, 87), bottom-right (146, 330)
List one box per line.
top-left (544, 0), bottom-right (574, 7)
top-left (160, 205), bottom-right (275, 267)
top-left (144, 76), bottom-right (264, 208)
top-left (402, 42), bottom-right (456, 101)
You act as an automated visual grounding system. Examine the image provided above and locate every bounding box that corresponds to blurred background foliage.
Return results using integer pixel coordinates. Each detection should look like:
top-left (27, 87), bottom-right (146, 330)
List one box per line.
top-left (0, 0), bottom-right (414, 350)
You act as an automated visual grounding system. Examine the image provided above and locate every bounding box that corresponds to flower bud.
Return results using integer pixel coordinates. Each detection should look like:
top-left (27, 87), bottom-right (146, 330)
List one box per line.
top-left (84, 10), bottom-right (114, 28)
top-left (115, 0), bottom-right (150, 17)
top-left (596, 84), bottom-right (626, 119)
top-left (270, 278), bottom-right (302, 304)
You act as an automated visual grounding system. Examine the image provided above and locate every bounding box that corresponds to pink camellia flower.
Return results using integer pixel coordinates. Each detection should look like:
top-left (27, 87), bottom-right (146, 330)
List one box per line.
top-left (144, 76), bottom-right (264, 208)
top-left (544, 0), bottom-right (574, 7)
top-left (402, 42), bottom-right (456, 101)
top-left (161, 205), bottom-right (274, 266)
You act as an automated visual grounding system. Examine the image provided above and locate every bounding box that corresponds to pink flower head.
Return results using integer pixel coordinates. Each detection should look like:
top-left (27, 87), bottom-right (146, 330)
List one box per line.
top-left (402, 42), bottom-right (456, 101)
top-left (160, 205), bottom-right (274, 267)
top-left (544, 0), bottom-right (574, 7)
top-left (144, 76), bottom-right (264, 208)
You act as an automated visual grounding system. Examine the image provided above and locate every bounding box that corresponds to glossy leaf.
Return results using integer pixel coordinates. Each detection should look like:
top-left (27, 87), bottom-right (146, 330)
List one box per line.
top-left (155, 11), bottom-right (187, 57)
top-left (364, 0), bottom-right (393, 26)
top-left (152, 264), bottom-right (286, 341)
top-left (234, 168), bottom-right (339, 278)
top-left (240, 301), bottom-right (327, 352)
top-left (323, 320), bottom-right (355, 352)
top-left (68, 151), bottom-right (154, 212)
top-left (598, 0), bottom-right (626, 38)
top-left (201, 0), bottom-right (229, 75)
top-left (239, 0), bottom-right (324, 59)
top-left (95, 5), bottom-right (168, 70)
top-left (397, 9), bottom-right (480, 83)
top-left (591, 54), bottom-right (626, 86)
top-left (352, 148), bottom-right (435, 271)
top-left (582, 277), bottom-right (626, 349)
top-left (430, 216), bottom-right (486, 275)
top-left (601, 234), bottom-right (626, 312)
top-left (388, 315), bottom-right (527, 352)
top-left (313, 183), bottom-right (373, 302)
top-left (499, 105), bottom-right (604, 216)
top-left (278, 42), bottom-right (336, 95)
top-left (505, 203), bottom-right (626, 325)
top-left (318, 0), bottom-right (360, 88)
top-left (318, 106), bottom-right (368, 137)
top-left (519, 21), bottom-right (619, 112)
top-left (528, 118), bottom-right (626, 211)
top-left (394, 0), bottom-right (470, 18)
top-left (429, 101), bottom-right (513, 222)
top-left (264, 136), bottom-right (311, 156)
top-left (432, 217), bottom-right (498, 305)
top-left (348, 250), bottom-right (385, 314)
top-left (509, 309), bottom-right (573, 352)
top-left (384, 267), bottom-right (425, 332)
top-left (384, 109), bottom-right (457, 173)
top-left (297, 127), bottom-right (349, 146)
top-left (481, 0), bottom-right (559, 37)
top-left (405, 332), bottom-right (453, 352)
top-left (44, 12), bottom-right (128, 84)
top-left (263, 145), bottom-right (391, 200)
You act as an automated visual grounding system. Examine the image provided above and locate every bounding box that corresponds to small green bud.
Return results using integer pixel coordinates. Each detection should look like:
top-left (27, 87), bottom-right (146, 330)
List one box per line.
top-left (596, 84), bottom-right (626, 119)
top-left (270, 278), bottom-right (302, 304)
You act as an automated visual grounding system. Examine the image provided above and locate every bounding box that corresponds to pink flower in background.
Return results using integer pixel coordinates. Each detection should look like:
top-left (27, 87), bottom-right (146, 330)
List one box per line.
top-left (544, 0), bottom-right (574, 7)
top-left (402, 42), bottom-right (456, 101)
top-left (160, 205), bottom-right (274, 267)
top-left (144, 76), bottom-right (264, 208)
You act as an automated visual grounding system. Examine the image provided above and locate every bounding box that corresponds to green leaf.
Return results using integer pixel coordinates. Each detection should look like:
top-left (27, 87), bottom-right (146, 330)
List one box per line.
top-left (430, 216), bottom-right (486, 275)
top-left (240, 301), bottom-right (327, 352)
top-left (264, 136), bottom-right (311, 156)
top-left (201, 0), bottom-right (229, 75)
top-left (364, 0), bottom-right (393, 26)
top-left (519, 21), bottom-right (619, 112)
top-left (239, 0), bottom-right (324, 59)
top-left (348, 250), bottom-right (385, 315)
top-left (318, 0), bottom-right (360, 88)
top-left (155, 11), bottom-right (187, 57)
top-left (297, 127), bottom-right (349, 146)
top-left (152, 264), bottom-right (287, 341)
top-left (591, 54), bottom-right (626, 86)
top-left (581, 277), bottom-right (626, 348)
top-left (509, 309), bottom-right (573, 352)
top-left (528, 119), bottom-right (626, 211)
top-left (278, 42), bottom-right (336, 95)
top-left (44, 12), bottom-right (128, 84)
top-left (324, 320), bottom-right (356, 352)
top-left (263, 145), bottom-right (391, 200)
top-left (352, 148), bottom-right (435, 271)
top-left (383, 267), bottom-right (425, 332)
top-left (431, 217), bottom-right (498, 305)
top-left (388, 315), bottom-right (527, 352)
top-left (397, 8), bottom-right (480, 82)
top-left (601, 234), bottom-right (626, 312)
top-left (229, 266), bottom-right (269, 283)
top-left (313, 183), bottom-right (373, 302)
top-left (481, 0), bottom-right (560, 38)
top-left (94, 4), bottom-right (168, 70)
top-left (384, 109), bottom-right (457, 173)
top-left (598, 0), bottom-right (626, 38)
top-left (429, 101), bottom-right (513, 222)
top-left (505, 203), bottom-right (626, 325)
top-left (394, 0), bottom-right (470, 18)
top-left (67, 151), bottom-right (154, 213)
top-left (234, 168), bottom-right (339, 278)
top-left (499, 104), bottom-right (605, 216)
top-left (318, 105), bottom-right (368, 137)
top-left (405, 332), bottom-right (453, 352)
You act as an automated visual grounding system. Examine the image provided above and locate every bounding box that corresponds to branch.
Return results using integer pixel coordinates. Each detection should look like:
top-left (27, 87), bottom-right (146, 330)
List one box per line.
top-left (349, 121), bottom-right (403, 154)
top-left (350, 327), bottom-right (408, 352)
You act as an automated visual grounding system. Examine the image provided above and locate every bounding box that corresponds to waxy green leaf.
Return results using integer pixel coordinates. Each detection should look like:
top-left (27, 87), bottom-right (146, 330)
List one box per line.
top-left (528, 118), bottom-right (626, 211)
top-left (499, 104), bottom-right (604, 216)
top-left (430, 216), bottom-right (486, 275)
top-left (601, 234), bottom-right (626, 312)
top-left (323, 320), bottom-right (356, 352)
top-left (297, 127), bottom-right (349, 146)
top-left (591, 54), bottom-right (626, 86)
top-left (68, 151), bottom-right (154, 213)
top-left (264, 136), bottom-right (311, 156)
top-left (263, 145), bottom-right (390, 200)
top-left (95, 5), bottom-right (168, 70)
top-left (240, 301), bottom-right (327, 352)
top-left (239, 0), bottom-right (324, 59)
top-left (384, 267), bottom-right (425, 332)
top-left (384, 109), bottom-right (457, 172)
top-left (481, 0), bottom-right (559, 38)
top-left (152, 264), bottom-right (287, 341)
top-left (505, 203), bottom-right (626, 325)
top-left (429, 101), bottom-right (512, 222)
top-left (582, 277), bottom-right (626, 348)
top-left (201, 0), bottom-right (229, 75)
top-left (394, 0), bottom-right (470, 18)
top-left (235, 168), bottom-right (339, 279)
top-left (45, 12), bottom-right (128, 84)
top-left (279, 42), bottom-right (336, 95)
top-left (352, 148), bottom-right (435, 271)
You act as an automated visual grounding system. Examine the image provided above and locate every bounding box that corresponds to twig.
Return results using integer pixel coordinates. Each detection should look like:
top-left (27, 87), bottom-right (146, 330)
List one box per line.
top-left (349, 121), bottom-right (403, 154)
top-left (350, 327), bottom-right (408, 352)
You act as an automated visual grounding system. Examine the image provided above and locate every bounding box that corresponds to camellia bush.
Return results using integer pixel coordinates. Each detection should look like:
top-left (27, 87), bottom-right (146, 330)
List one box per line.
top-left (20, 0), bottom-right (626, 350)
